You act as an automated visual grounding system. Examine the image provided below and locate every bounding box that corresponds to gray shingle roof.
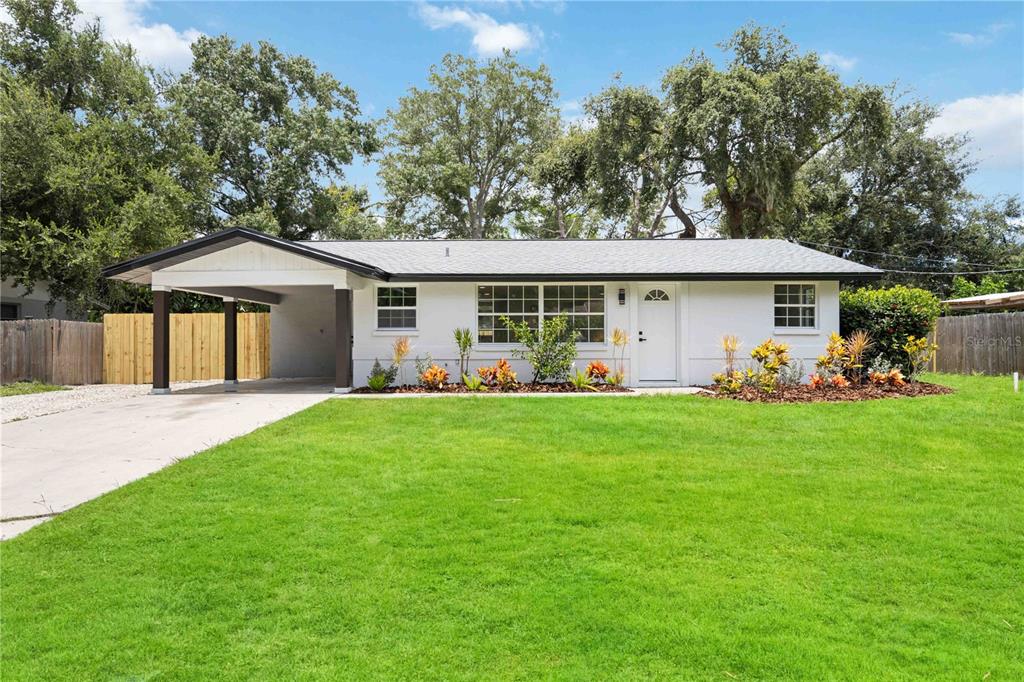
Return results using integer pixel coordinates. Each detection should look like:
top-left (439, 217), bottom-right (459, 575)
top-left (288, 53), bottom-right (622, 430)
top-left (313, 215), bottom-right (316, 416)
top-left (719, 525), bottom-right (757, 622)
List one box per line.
top-left (301, 238), bottom-right (881, 280)
top-left (103, 228), bottom-right (881, 284)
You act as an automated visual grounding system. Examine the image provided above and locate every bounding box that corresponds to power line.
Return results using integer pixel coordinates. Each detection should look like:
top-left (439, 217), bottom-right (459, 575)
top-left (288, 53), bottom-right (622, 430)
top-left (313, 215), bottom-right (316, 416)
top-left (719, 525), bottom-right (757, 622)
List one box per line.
top-left (878, 267), bottom-right (1024, 276)
top-left (792, 238), bottom-right (1007, 268)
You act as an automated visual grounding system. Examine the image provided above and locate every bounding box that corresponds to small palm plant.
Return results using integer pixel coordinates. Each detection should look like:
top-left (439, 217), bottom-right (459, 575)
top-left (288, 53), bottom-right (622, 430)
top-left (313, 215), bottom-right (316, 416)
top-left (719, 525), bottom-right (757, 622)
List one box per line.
top-left (392, 336), bottom-right (411, 386)
top-left (721, 334), bottom-right (741, 374)
top-left (610, 327), bottom-right (629, 384)
top-left (844, 330), bottom-right (873, 384)
top-left (453, 328), bottom-right (473, 376)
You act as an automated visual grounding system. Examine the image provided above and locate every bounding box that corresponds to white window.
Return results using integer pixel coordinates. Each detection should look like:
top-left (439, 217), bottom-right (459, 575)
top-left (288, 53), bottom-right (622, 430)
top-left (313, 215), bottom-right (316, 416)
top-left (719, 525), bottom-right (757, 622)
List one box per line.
top-left (543, 285), bottom-right (605, 342)
top-left (376, 286), bottom-right (417, 330)
top-left (476, 285), bottom-right (605, 344)
top-left (774, 284), bottom-right (816, 328)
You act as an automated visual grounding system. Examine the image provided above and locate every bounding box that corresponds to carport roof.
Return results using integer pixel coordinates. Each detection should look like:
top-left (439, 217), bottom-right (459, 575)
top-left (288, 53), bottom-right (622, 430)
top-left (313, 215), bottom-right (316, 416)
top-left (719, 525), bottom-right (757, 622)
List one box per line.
top-left (103, 227), bottom-right (883, 284)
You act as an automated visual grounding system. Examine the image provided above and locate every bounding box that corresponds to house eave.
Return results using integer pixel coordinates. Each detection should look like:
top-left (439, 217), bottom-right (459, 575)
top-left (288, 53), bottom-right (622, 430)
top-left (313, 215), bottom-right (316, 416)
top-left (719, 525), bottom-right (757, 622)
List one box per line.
top-left (101, 227), bottom-right (389, 284)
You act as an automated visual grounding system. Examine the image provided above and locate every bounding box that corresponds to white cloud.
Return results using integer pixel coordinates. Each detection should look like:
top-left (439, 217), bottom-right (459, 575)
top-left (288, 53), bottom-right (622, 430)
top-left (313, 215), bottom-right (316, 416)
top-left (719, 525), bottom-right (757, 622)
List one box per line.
top-left (559, 99), bottom-right (594, 129)
top-left (820, 51), bottom-right (857, 72)
top-left (945, 22), bottom-right (1012, 47)
top-left (75, 0), bottom-right (201, 71)
top-left (417, 3), bottom-right (539, 56)
top-left (928, 91), bottom-right (1024, 169)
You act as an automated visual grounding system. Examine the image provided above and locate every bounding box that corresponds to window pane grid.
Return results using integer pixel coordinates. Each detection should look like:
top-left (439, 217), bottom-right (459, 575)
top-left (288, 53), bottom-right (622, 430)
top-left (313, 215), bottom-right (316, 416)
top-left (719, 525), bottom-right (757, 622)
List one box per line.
top-left (542, 286), bottom-right (604, 342)
top-left (377, 287), bottom-right (417, 329)
top-left (477, 285), bottom-right (605, 343)
top-left (773, 284), bottom-right (815, 329)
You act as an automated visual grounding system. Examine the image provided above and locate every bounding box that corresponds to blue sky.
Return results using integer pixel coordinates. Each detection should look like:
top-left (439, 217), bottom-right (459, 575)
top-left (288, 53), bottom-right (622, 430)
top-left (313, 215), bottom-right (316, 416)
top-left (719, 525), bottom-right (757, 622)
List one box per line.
top-left (71, 1), bottom-right (1024, 201)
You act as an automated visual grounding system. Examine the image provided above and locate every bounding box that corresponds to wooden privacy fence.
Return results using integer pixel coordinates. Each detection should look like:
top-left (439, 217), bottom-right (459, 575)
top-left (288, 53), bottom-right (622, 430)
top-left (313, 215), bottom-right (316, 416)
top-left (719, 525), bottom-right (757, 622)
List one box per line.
top-left (932, 312), bottom-right (1023, 375)
top-left (1, 319), bottom-right (104, 385)
top-left (103, 313), bottom-right (270, 384)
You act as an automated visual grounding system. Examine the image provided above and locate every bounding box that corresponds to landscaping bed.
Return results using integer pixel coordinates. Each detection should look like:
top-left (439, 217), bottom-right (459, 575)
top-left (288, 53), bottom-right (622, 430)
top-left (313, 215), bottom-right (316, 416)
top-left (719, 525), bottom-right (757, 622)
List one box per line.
top-left (352, 382), bottom-right (631, 394)
top-left (701, 380), bottom-right (953, 403)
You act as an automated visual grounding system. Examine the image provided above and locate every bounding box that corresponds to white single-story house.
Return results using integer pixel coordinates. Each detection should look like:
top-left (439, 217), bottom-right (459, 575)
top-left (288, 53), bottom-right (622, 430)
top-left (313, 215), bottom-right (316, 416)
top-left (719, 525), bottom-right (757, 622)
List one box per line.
top-left (102, 227), bottom-right (881, 393)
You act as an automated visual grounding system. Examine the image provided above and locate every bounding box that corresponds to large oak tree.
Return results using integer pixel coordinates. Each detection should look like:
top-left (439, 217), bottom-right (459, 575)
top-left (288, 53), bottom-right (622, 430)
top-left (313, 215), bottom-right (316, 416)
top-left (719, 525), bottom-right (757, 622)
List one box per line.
top-left (379, 52), bottom-right (558, 239)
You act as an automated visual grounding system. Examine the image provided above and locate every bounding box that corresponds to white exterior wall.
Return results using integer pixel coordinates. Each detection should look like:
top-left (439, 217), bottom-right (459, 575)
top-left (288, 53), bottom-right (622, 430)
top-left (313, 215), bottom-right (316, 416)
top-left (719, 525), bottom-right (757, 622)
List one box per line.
top-left (350, 281), bottom-right (633, 386)
top-left (685, 280), bottom-right (840, 383)
top-left (266, 278), bottom-right (840, 386)
top-left (270, 287), bottom-right (337, 378)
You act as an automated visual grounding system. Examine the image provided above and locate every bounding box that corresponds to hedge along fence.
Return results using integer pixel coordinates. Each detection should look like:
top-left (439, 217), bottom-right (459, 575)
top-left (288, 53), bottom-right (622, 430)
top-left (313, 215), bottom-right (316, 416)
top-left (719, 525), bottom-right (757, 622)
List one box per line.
top-left (103, 313), bottom-right (270, 384)
top-left (1, 319), bottom-right (104, 385)
top-left (931, 312), bottom-right (1024, 376)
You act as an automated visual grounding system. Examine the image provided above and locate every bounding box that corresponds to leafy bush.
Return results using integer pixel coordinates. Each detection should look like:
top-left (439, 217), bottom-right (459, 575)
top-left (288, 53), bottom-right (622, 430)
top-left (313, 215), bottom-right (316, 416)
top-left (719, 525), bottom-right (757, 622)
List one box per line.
top-left (570, 368), bottom-right (598, 392)
top-left (366, 360), bottom-right (392, 392)
top-left (366, 359), bottom-right (397, 392)
top-left (778, 358), bottom-right (805, 386)
top-left (750, 338), bottom-right (790, 394)
top-left (462, 373), bottom-right (487, 392)
top-left (585, 360), bottom-right (609, 382)
top-left (501, 313), bottom-right (578, 383)
top-left (815, 332), bottom-right (849, 379)
top-left (712, 370), bottom-right (745, 394)
top-left (414, 354), bottom-right (434, 386)
top-left (902, 335), bottom-right (938, 381)
top-left (477, 358), bottom-right (517, 391)
top-left (840, 286), bottom-right (943, 368)
top-left (420, 364), bottom-right (449, 390)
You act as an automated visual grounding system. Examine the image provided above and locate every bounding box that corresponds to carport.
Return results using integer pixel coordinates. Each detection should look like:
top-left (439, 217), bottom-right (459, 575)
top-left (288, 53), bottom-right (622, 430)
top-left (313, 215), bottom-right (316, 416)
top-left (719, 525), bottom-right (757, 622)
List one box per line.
top-left (102, 228), bottom-right (388, 394)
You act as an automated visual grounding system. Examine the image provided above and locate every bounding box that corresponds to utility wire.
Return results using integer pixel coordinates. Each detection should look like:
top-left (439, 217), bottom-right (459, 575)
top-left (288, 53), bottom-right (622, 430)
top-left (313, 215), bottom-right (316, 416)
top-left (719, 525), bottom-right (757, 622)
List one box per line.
top-left (792, 238), bottom-right (1007, 268)
top-left (875, 267), bottom-right (1024, 276)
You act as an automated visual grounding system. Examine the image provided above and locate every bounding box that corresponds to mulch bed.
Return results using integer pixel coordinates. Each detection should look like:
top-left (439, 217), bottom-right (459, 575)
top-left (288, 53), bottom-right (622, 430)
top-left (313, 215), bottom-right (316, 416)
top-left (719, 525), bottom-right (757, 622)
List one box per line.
top-left (700, 381), bottom-right (953, 404)
top-left (352, 382), bottom-right (631, 395)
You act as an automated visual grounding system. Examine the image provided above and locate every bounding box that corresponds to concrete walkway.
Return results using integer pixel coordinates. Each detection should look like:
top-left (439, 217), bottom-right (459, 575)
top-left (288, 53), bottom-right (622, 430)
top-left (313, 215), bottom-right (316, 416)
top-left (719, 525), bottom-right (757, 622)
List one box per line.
top-left (1, 379), bottom-right (332, 539)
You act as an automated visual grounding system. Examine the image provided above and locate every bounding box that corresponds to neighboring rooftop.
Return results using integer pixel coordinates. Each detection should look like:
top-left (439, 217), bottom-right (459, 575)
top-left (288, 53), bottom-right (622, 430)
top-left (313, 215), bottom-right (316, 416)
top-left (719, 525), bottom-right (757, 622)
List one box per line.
top-left (104, 227), bottom-right (882, 283)
top-left (942, 291), bottom-right (1024, 311)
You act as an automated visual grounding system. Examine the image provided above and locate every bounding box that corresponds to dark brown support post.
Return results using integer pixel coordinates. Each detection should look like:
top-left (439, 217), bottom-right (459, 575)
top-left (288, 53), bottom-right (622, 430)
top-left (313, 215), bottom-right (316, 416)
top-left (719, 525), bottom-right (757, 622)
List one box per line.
top-left (334, 287), bottom-right (353, 393)
top-left (152, 287), bottom-right (171, 394)
top-left (224, 298), bottom-right (238, 392)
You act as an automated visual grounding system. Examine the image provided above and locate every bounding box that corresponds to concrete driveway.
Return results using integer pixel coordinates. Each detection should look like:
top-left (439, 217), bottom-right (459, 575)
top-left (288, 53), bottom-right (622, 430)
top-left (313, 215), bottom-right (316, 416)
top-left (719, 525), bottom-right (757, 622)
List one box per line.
top-left (1, 379), bottom-right (332, 539)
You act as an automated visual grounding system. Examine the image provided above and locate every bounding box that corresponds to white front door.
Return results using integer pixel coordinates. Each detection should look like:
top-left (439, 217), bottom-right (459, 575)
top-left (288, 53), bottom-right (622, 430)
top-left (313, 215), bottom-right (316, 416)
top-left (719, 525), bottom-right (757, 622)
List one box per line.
top-left (637, 286), bottom-right (677, 382)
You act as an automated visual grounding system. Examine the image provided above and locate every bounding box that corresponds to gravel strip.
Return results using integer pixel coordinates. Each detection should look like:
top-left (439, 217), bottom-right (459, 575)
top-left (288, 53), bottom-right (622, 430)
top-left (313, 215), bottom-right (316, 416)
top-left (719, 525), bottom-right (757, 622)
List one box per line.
top-left (1, 381), bottom-right (220, 423)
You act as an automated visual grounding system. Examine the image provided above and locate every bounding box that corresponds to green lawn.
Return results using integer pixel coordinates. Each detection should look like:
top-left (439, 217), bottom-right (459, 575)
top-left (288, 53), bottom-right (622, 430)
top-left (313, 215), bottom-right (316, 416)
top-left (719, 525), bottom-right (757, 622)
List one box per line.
top-left (2, 375), bottom-right (1021, 679)
top-left (0, 380), bottom-right (68, 397)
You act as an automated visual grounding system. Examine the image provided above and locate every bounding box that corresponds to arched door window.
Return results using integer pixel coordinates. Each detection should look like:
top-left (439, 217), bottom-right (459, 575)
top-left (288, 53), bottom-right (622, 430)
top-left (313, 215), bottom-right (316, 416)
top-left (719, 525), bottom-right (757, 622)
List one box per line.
top-left (644, 289), bottom-right (670, 302)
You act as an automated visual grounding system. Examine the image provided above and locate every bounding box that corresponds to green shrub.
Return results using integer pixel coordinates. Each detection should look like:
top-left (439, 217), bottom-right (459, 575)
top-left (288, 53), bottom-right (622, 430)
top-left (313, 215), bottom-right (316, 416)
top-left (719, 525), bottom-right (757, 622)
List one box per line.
top-left (840, 286), bottom-right (943, 369)
top-left (570, 368), bottom-right (598, 392)
top-left (366, 360), bottom-right (394, 392)
top-left (501, 313), bottom-right (578, 383)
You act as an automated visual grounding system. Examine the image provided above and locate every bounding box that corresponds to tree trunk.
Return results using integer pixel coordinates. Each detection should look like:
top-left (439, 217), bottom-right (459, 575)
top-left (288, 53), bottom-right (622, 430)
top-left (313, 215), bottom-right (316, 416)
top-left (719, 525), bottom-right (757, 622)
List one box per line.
top-left (723, 200), bottom-right (745, 238)
top-left (668, 189), bottom-right (697, 239)
top-left (555, 205), bottom-right (567, 239)
top-left (467, 196), bottom-right (484, 239)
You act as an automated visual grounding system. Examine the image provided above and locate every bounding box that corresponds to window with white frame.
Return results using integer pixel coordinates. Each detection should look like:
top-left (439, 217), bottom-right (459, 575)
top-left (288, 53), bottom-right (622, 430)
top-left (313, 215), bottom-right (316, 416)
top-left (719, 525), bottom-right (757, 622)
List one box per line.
top-left (476, 285), bottom-right (605, 343)
top-left (376, 286), bottom-right (417, 330)
top-left (543, 285), bottom-right (605, 342)
top-left (477, 285), bottom-right (539, 343)
top-left (774, 283), bottom-right (816, 328)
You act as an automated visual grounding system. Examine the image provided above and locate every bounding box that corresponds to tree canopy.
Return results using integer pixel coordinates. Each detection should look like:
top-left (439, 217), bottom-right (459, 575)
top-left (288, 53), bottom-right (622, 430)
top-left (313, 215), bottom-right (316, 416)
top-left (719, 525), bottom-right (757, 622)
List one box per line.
top-left (1, 8), bottom-right (1020, 310)
top-left (379, 52), bottom-right (558, 238)
top-left (164, 35), bottom-right (378, 240)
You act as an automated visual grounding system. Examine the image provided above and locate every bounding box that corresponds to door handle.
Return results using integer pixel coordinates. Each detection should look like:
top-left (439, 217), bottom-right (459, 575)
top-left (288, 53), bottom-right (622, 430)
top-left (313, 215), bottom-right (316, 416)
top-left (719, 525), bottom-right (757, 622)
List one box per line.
top-left (638, 337), bottom-right (647, 342)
